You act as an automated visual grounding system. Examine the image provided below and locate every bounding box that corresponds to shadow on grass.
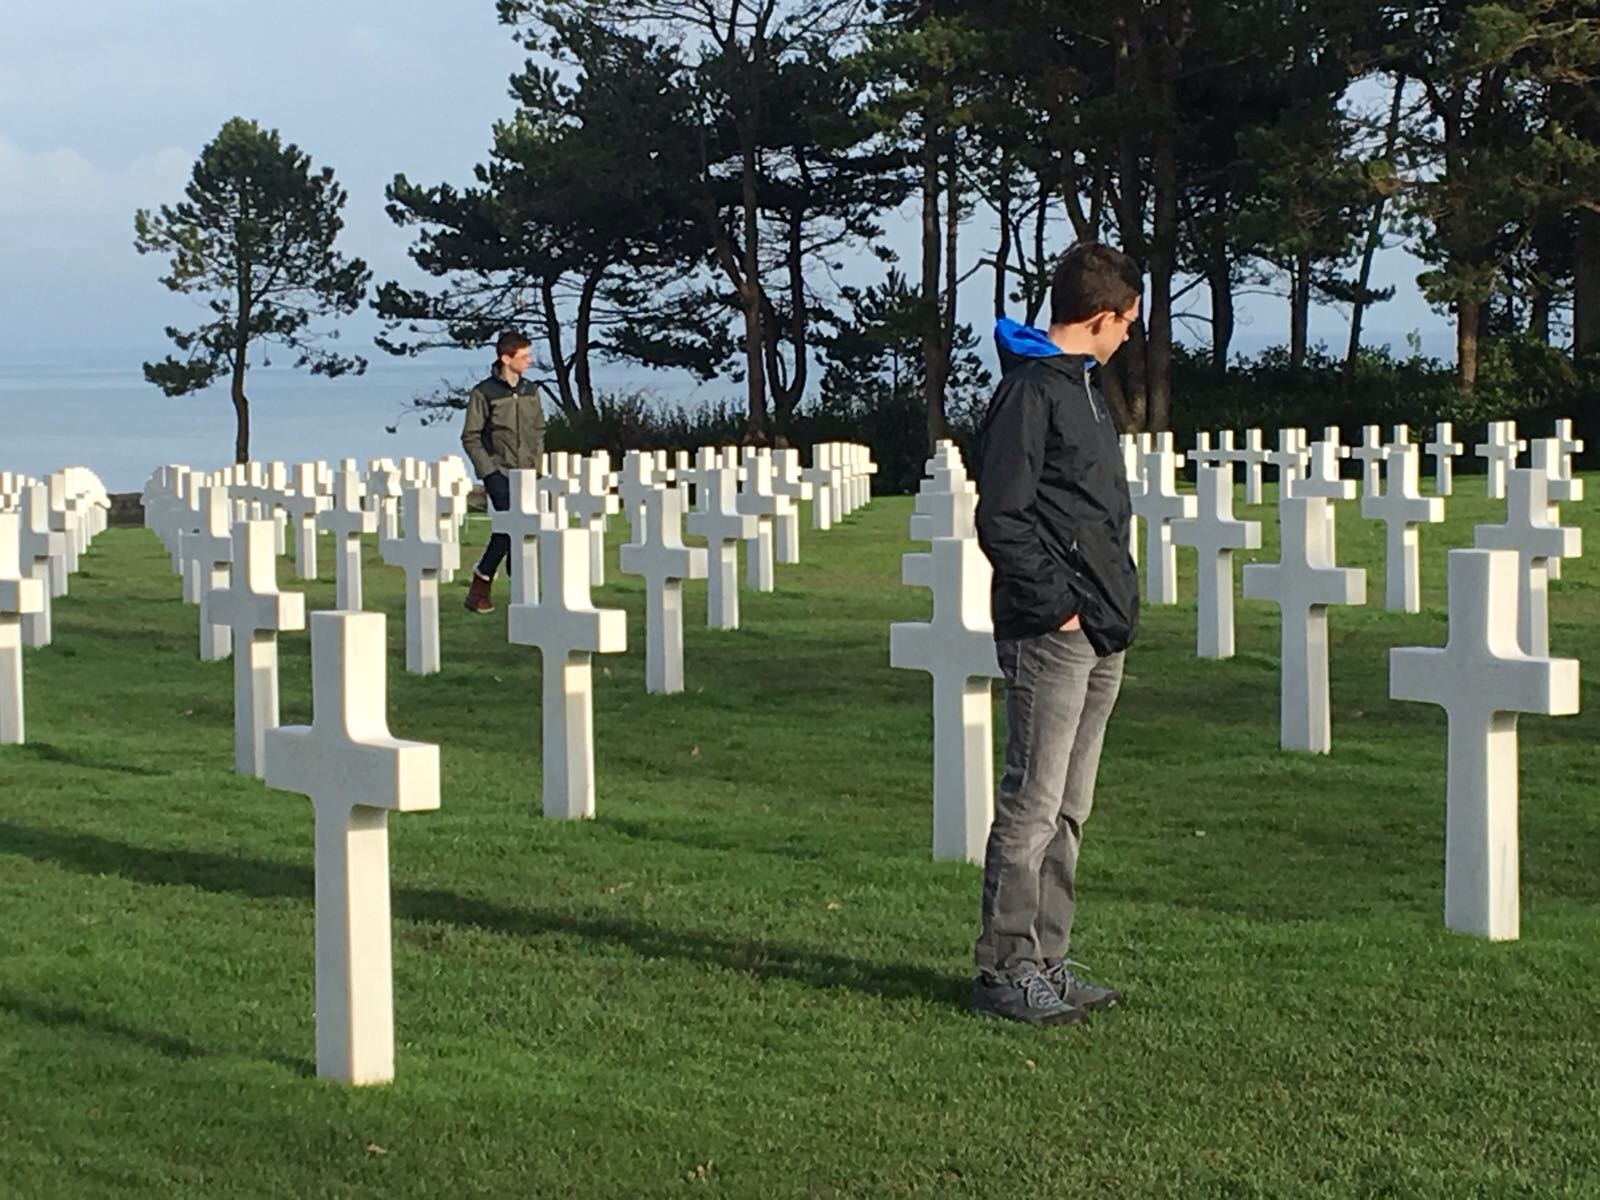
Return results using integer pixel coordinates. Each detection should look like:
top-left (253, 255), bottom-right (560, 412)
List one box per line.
top-left (0, 987), bottom-right (313, 1076)
top-left (0, 989), bottom-right (206, 1061)
top-left (0, 822), bottom-right (967, 1011)
top-left (13, 742), bottom-right (173, 778)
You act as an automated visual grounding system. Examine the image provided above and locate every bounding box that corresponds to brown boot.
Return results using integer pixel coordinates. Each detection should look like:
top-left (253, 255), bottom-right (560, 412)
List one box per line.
top-left (464, 571), bottom-right (495, 613)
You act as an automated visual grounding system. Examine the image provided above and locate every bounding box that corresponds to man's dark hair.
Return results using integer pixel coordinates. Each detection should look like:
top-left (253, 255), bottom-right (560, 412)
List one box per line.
top-left (1050, 242), bottom-right (1143, 326)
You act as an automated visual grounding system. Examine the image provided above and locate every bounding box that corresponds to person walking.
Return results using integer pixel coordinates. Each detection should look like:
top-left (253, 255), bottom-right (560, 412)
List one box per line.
top-left (970, 242), bottom-right (1143, 1026)
top-left (461, 332), bottom-right (545, 614)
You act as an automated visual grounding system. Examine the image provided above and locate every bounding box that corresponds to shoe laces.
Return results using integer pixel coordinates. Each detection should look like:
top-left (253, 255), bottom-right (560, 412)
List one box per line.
top-left (1050, 959), bottom-right (1094, 987)
top-left (1021, 974), bottom-right (1062, 1009)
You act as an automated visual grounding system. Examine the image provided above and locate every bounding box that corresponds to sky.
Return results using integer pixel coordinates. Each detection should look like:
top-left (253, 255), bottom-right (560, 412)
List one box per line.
top-left (0, 0), bottom-right (1457, 375)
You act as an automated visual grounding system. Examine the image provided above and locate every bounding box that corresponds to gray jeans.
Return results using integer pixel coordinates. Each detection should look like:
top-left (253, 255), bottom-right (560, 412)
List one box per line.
top-left (974, 628), bottom-right (1125, 983)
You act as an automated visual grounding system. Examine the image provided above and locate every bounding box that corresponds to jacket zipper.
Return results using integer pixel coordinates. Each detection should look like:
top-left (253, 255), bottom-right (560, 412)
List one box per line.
top-left (1082, 364), bottom-right (1105, 423)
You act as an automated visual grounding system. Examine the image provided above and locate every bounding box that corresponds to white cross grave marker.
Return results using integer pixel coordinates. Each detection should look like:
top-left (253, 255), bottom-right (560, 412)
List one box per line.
top-left (263, 611), bottom-right (440, 1084)
top-left (1171, 465), bottom-right (1261, 658)
top-left (1472, 467), bottom-right (1580, 657)
top-left (206, 520), bottom-right (307, 776)
top-left (0, 513), bottom-right (46, 745)
top-left (1242, 494), bottom-right (1366, 753)
top-left (889, 536), bottom-right (1004, 864)
top-left (1425, 422), bottom-right (1464, 496)
top-left (1390, 549), bottom-right (1579, 940)
top-left (17, 484), bottom-right (64, 649)
top-left (380, 486), bottom-right (458, 675)
top-left (736, 449), bottom-right (791, 593)
top-left (490, 469), bottom-right (555, 606)
top-left (685, 467), bottom-right (757, 630)
top-left (1351, 425), bottom-right (1389, 499)
top-left (1362, 444), bottom-right (1445, 613)
top-left (619, 487), bottom-right (707, 694)
top-left (770, 448), bottom-right (812, 564)
top-left (507, 527), bottom-right (627, 818)
top-left (191, 486), bottom-right (237, 661)
top-left (318, 466), bottom-right (377, 610)
top-left (1475, 422), bottom-right (1519, 500)
top-left (1131, 449), bottom-right (1196, 605)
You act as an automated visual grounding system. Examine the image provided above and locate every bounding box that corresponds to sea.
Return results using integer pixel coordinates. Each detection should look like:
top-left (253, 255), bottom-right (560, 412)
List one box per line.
top-left (0, 350), bottom-right (717, 494)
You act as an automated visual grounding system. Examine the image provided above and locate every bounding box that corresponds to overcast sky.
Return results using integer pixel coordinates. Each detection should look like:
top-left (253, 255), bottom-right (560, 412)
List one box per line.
top-left (0, 0), bottom-right (1456, 370)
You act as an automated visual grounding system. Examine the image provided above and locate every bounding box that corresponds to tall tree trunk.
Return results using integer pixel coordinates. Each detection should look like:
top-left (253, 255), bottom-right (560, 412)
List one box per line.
top-left (993, 151), bottom-right (1013, 320)
top-left (921, 97), bottom-right (948, 448)
top-left (1576, 207), bottom-right (1600, 355)
top-left (1530, 287), bottom-right (1552, 345)
top-left (740, 129), bottom-right (767, 438)
top-left (1346, 72), bottom-right (1406, 380)
top-left (539, 278), bottom-right (578, 417)
top-left (574, 267), bottom-right (602, 422)
top-left (1290, 249), bottom-right (1311, 371)
top-left (1144, 1), bottom-right (1185, 433)
top-left (231, 339), bottom-right (250, 464)
top-left (764, 212), bottom-right (809, 433)
top-left (1457, 297), bottom-right (1480, 391)
top-left (1207, 245), bottom-right (1233, 374)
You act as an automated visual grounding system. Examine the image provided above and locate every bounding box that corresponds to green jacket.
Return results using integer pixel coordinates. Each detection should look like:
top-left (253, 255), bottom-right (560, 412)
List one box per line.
top-left (460, 374), bottom-right (546, 478)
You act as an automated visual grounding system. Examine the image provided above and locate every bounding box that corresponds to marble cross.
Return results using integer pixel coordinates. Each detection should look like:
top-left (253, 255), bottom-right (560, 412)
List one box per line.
top-left (618, 487), bottom-right (707, 694)
top-left (1239, 428), bottom-right (1267, 504)
top-left (1472, 467), bottom-right (1580, 657)
top-left (736, 449), bottom-right (792, 593)
top-left (380, 486), bottom-right (458, 676)
top-left (801, 448), bottom-right (840, 531)
top-left (1424, 422), bottom-right (1464, 496)
top-left (568, 454), bottom-right (619, 588)
top-left (490, 469), bottom-right (555, 605)
top-left (0, 513), bottom-right (46, 745)
top-left (191, 486), bottom-right (238, 661)
top-left (1171, 465), bottom-right (1261, 658)
top-left (1265, 428), bottom-right (1309, 497)
top-left (616, 452), bottom-right (657, 547)
top-left (281, 463), bottom-right (329, 581)
top-left (318, 466), bottom-right (377, 610)
top-left (685, 466), bottom-right (757, 630)
top-left (1552, 418), bottom-right (1583, 478)
top-left (263, 610), bottom-right (440, 1084)
top-left (507, 527), bottom-right (627, 818)
top-left (1289, 440), bottom-right (1355, 569)
top-left (890, 535), bottom-right (1004, 864)
top-left (1361, 444), bottom-right (1445, 612)
top-left (1390, 548), bottom-right (1579, 941)
top-left (770, 448), bottom-right (812, 564)
top-left (206, 519), bottom-right (307, 776)
top-left (17, 484), bottom-right (64, 649)
top-left (1242, 494), bottom-right (1366, 753)
top-left (1474, 421), bottom-right (1520, 500)
top-left (1131, 449), bottom-right (1196, 605)
top-left (1350, 425), bottom-right (1389, 499)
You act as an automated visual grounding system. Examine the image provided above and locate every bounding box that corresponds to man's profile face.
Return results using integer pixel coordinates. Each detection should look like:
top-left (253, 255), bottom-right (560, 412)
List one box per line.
top-left (1090, 300), bottom-right (1140, 364)
top-left (500, 345), bottom-right (533, 376)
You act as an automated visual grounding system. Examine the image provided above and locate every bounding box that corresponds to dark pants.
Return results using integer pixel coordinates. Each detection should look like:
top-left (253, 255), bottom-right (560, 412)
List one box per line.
top-left (475, 471), bottom-right (513, 579)
top-left (974, 628), bottom-right (1125, 983)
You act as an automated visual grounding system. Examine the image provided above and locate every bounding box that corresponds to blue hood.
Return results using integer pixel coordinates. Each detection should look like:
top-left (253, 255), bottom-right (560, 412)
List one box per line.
top-left (994, 317), bottom-right (1096, 378)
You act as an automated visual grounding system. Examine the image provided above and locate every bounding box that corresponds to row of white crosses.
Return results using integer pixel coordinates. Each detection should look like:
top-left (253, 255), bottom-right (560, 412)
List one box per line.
top-left (0, 467), bottom-right (110, 743)
top-left (243, 442), bottom-right (876, 1084)
top-left (890, 441), bottom-right (1002, 864)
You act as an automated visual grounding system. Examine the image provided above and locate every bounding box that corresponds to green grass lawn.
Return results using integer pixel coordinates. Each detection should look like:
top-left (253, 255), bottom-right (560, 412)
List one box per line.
top-left (3, 478), bottom-right (1599, 1198)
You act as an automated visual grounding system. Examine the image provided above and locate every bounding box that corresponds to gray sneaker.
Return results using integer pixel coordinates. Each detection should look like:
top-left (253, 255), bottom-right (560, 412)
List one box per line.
top-left (971, 972), bottom-right (1087, 1026)
top-left (1044, 961), bottom-right (1123, 1011)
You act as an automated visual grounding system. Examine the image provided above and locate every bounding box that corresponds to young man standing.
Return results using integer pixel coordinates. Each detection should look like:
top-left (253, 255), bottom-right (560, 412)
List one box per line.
top-left (971, 243), bottom-right (1143, 1026)
top-left (461, 332), bottom-right (545, 614)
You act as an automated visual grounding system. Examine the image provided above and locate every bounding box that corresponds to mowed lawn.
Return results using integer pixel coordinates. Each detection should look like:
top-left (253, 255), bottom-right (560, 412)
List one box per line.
top-left (2, 477), bottom-right (1599, 1198)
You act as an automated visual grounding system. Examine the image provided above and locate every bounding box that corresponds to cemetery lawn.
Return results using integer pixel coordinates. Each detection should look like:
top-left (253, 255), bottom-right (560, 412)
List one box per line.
top-left (5, 483), bottom-right (1600, 1200)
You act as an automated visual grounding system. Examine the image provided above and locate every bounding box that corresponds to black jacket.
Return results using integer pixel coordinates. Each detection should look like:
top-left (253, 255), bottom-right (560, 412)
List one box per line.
top-left (460, 373), bottom-right (546, 479)
top-left (974, 321), bottom-right (1139, 655)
